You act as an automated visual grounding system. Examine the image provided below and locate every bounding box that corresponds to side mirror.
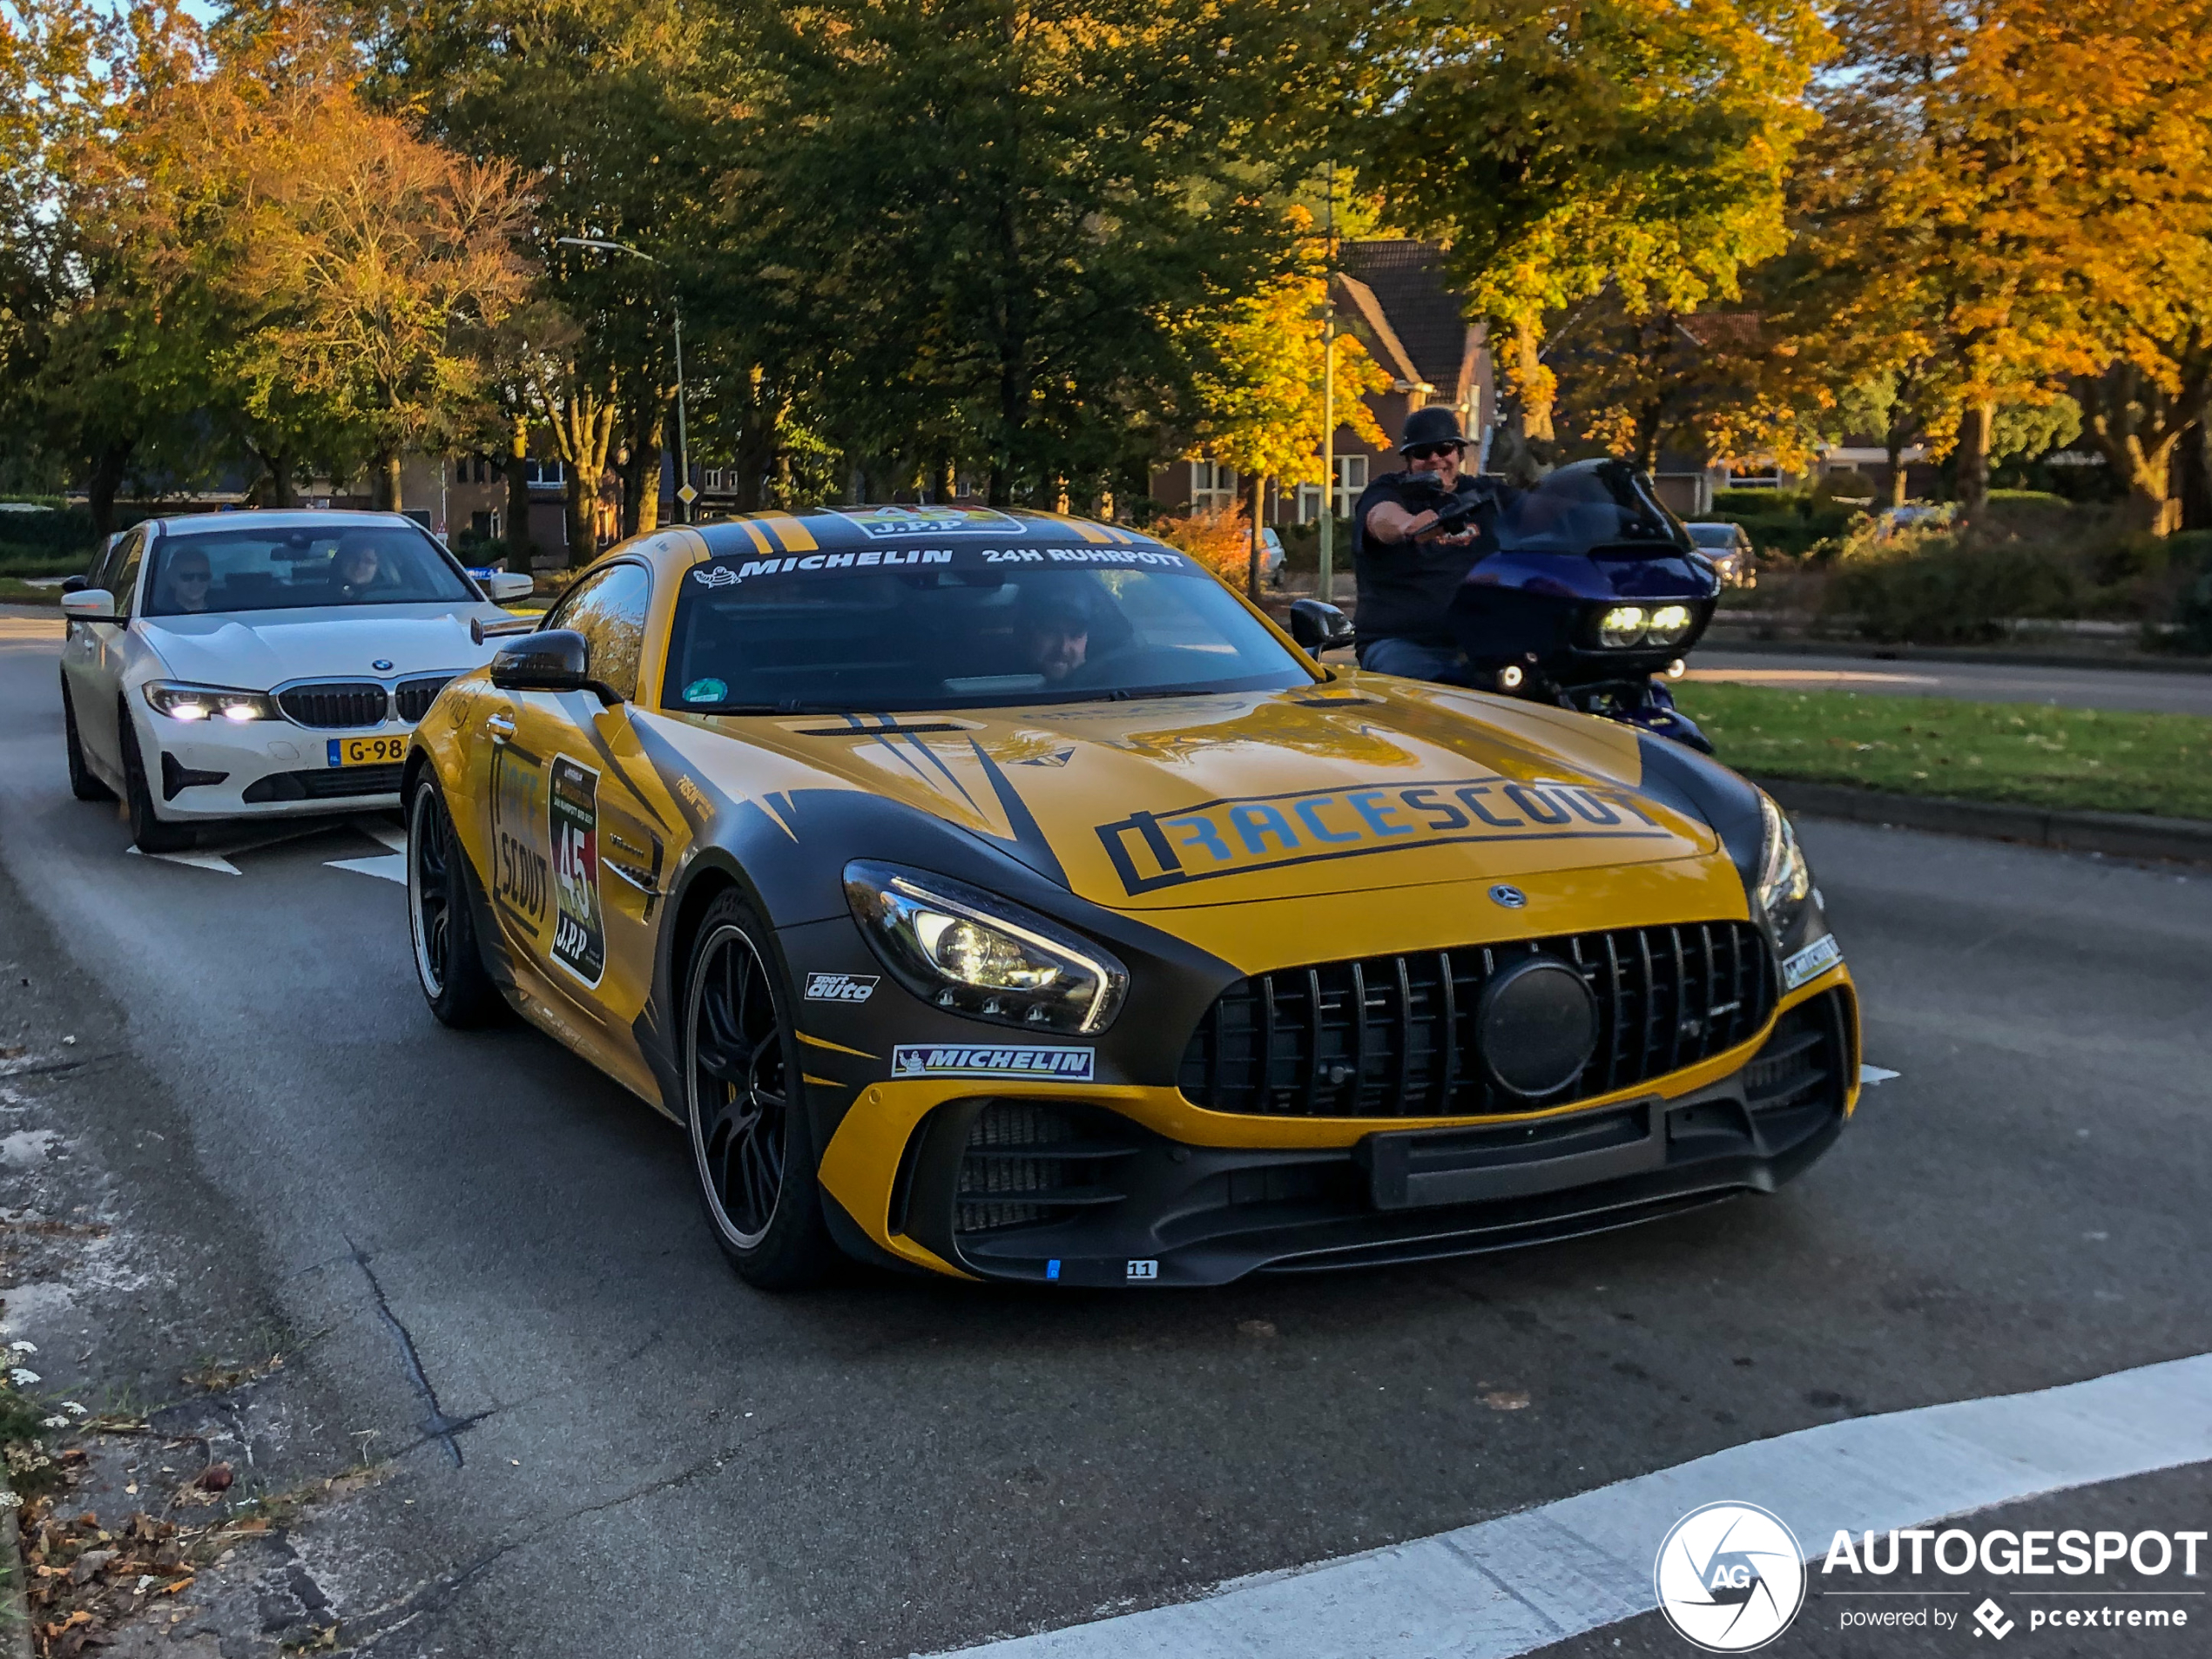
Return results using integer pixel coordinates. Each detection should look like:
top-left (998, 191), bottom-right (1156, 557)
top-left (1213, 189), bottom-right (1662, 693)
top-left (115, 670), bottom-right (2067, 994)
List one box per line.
top-left (1288, 598), bottom-right (1355, 656)
top-left (489, 628), bottom-right (622, 706)
top-left (60, 588), bottom-right (118, 623)
top-left (482, 571), bottom-right (536, 603)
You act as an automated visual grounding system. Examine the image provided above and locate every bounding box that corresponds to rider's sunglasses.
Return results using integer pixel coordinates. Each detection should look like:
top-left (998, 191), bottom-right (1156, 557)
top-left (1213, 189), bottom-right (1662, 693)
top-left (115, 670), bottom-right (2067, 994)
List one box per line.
top-left (1404, 442), bottom-right (1462, 462)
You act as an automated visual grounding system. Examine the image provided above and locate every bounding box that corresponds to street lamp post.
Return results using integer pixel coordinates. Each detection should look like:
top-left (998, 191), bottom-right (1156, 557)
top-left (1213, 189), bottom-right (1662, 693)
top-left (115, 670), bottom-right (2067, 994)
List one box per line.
top-left (1318, 163), bottom-right (1338, 606)
top-left (555, 236), bottom-right (691, 526)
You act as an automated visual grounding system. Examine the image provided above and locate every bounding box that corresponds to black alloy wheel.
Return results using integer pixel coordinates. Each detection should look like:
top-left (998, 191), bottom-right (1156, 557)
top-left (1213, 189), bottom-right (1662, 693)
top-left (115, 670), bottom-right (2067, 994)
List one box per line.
top-left (408, 773), bottom-right (504, 1028)
top-left (118, 702), bottom-right (194, 853)
top-left (685, 893), bottom-right (834, 1289)
top-left (61, 676), bottom-right (113, 802)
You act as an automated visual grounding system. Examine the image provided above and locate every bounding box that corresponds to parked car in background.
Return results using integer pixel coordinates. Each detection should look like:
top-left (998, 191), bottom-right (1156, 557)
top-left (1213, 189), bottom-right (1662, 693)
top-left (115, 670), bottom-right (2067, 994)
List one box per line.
top-left (1683, 522), bottom-right (1757, 589)
top-left (1872, 502), bottom-right (1956, 542)
top-left (57, 509), bottom-right (534, 853)
top-left (1259, 526), bottom-right (1285, 588)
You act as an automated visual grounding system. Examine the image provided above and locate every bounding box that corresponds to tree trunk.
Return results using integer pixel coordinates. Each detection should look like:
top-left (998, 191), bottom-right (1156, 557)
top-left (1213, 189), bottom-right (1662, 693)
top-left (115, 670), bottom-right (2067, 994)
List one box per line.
top-left (1633, 406), bottom-right (1663, 473)
top-left (933, 455), bottom-right (955, 504)
top-left (1246, 472), bottom-right (1265, 600)
top-left (505, 416), bottom-right (536, 569)
top-left (1885, 428), bottom-right (1910, 508)
top-left (565, 472), bottom-right (597, 566)
top-left (1490, 317), bottom-right (1557, 486)
top-left (620, 397), bottom-right (666, 539)
top-left (371, 452), bottom-right (403, 512)
top-left (1953, 400), bottom-right (1994, 516)
top-left (2121, 433), bottom-right (2181, 536)
top-left (2179, 421), bottom-right (2211, 533)
top-left (86, 442), bottom-right (132, 538)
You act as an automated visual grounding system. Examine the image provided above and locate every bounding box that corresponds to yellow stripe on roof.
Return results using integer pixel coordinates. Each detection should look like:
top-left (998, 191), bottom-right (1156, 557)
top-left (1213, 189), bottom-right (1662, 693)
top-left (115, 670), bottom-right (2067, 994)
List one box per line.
top-left (738, 518), bottom-right (772, 556)
top-left (759, 513), bottom-right (818, 552)
top-left (1064, 516), bottom-right (1111, 544)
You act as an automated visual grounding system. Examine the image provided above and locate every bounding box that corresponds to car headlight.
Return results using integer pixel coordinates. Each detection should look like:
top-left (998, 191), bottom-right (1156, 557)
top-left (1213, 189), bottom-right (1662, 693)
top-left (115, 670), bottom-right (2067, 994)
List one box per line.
top-left (845, 861), bottom-right (1129, 1035)
top-left (143, 682), bottom-right (281, 723)
top-left (1645, 604), bottom-right (1694, 646)
top-left (1597, 605), bottom-right (1647, 647)
top-left (1754, 792), bottom-right (1812, 943)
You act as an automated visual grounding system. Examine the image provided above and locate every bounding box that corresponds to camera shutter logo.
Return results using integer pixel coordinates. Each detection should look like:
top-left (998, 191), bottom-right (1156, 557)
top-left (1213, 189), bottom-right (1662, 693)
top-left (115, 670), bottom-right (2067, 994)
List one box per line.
top-left (1654, 1501), bottom-right (1807, 1653)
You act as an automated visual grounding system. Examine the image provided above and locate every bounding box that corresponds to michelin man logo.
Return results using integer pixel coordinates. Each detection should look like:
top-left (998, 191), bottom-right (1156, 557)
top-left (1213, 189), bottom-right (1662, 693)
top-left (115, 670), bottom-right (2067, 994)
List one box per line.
top-left (1655, 1502), bottom-right (1807, 1653)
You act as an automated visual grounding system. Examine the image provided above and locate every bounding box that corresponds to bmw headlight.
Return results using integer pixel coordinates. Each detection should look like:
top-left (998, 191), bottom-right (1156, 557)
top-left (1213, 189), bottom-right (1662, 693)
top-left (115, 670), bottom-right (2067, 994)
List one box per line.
top-left (844, 861), bottom-right (1129, 1035)
top-left (1597, 605), bottom-right (1648, 647)
top-left (144, 682), bottom-right (281, 723)
top-left (1754, 792), bottom-right (1812, 944)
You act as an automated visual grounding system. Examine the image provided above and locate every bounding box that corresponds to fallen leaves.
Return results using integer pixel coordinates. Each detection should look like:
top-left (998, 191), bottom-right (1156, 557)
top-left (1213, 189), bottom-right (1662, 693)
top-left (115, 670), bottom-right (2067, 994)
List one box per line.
top-left (1482, 1389), bottom-right (1532, 1411)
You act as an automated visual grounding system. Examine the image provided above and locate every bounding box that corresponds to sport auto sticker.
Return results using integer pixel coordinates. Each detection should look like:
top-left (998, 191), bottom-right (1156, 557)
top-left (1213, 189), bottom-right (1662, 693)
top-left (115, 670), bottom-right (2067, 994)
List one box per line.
top-left (1096, 775), bottom-right (1675, 895)
top-left (804, 973), bottom-right (879, 1003)
top-left (548, 756), bottom-right (606, 987)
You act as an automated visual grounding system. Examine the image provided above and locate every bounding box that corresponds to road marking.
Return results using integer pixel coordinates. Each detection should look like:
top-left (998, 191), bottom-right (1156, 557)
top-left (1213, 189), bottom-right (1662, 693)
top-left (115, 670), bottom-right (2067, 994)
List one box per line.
top-left (348, 815), bottom-right (408, 853)
top-left (125, 846), bottom-right (241, 875)
top-left (927, 1352), bottom-right (2212, 1659)
top-left (326, 853), bottom-right (406, 885)
top-left (1685, 667), bottom-right (1942, 687)
top-left (1859, 1063), bottom-right (1901, 1085)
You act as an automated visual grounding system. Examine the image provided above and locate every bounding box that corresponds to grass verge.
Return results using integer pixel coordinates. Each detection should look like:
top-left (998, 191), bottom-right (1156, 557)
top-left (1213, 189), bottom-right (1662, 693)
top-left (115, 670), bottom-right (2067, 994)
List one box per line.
top-left (1673, 683), bottom-right (2212, 820)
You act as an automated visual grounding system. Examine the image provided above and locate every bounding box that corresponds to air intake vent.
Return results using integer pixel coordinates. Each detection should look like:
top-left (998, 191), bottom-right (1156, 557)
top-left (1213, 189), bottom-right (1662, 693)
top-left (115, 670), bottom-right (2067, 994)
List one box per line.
top-left (954, 1101), bottom-right (1140, 1235)
top-left (278, 683), bottom-right (388, 729)
top-left (393, 675), bottom-right (455, 723)
top-left (1180, 922), bottom-right (1775, 1119)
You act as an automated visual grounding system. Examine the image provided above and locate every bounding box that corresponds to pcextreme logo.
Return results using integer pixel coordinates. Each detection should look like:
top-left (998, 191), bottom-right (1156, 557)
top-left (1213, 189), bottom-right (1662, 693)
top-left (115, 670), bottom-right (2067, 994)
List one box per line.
top-left (1655, 1502), bottom-right (1808, 1653)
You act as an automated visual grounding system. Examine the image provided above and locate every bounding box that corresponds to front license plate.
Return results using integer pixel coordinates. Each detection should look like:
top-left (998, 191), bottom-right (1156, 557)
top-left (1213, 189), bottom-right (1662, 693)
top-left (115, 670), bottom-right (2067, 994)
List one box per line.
top-left (327, 733), bottom-right (409, 767)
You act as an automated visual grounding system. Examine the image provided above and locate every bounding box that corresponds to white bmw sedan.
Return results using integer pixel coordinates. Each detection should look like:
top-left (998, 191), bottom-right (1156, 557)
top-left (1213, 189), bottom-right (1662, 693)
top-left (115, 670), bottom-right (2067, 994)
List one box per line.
top-left (57, 510), bottom-right (533, 852)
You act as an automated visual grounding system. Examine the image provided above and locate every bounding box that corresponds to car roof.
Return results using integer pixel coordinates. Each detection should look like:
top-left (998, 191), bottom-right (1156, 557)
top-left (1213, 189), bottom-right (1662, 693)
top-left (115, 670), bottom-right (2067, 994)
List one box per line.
top-left (691, 504), bottom-right (1177, 559)
top-left (152, 509), bottom-right (423, 537)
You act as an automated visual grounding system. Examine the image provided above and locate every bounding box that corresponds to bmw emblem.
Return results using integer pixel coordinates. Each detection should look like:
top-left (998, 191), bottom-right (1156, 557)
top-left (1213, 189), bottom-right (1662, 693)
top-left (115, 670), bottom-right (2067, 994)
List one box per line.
top-left (372, 658), bottom-right (394, 671)
top-left (1489, 883), bottom-right (1527, 910)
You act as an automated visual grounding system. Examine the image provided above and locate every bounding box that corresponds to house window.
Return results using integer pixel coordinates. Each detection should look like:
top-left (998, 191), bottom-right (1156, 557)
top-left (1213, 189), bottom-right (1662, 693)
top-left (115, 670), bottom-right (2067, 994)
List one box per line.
top-left (1332, 454), bottom-right (1368, 517)
top-left (704, 468), bottom-right (726, 492)
top-left (469, 509), bottom-right (500, 540)
top-left (1190, 459), bottom-right (1238, 512)
top-left (523, 458), bottom-right (565, 487)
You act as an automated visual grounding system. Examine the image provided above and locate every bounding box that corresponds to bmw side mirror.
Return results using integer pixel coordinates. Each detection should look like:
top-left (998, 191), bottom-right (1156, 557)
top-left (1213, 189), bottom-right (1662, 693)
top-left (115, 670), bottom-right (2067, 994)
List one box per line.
top-left (1289, 598), bottom-right (1355, 656)
top-left (60, 588), bottom-right (119, 624)
top-left (490, 629), bottom-right (623, 706)
top-left (482, 571), bottom-right (536, 603)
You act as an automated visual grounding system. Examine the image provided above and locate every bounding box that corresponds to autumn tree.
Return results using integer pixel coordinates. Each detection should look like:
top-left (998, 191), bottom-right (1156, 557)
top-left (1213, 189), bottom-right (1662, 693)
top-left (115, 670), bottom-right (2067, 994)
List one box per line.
top-left (1359, 0), bottom-right (1828, 481)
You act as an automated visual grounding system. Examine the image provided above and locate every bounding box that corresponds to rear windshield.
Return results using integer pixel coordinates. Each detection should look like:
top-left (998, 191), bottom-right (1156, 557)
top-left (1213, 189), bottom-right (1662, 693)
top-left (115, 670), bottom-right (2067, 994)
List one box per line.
top-left (143, 523), bottom-right (477, 617)
top-left (663, 544), bottom-right (1313, 713)
top-left (1686, 524), bottom-right (1737, 547)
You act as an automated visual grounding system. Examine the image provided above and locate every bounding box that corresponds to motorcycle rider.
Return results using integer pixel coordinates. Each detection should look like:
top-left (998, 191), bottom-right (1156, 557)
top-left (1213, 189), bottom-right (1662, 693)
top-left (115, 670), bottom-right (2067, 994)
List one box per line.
top-left (1351, 406), bottom-right (1491, 680)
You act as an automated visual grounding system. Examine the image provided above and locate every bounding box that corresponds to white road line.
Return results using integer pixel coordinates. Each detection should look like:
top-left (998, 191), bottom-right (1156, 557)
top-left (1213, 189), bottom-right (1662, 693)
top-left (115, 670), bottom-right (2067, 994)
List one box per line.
top-left (1859, 1064), bottom-right (1901, 1085)
top-left (348, 815), bottom-right (408, 853)
top-left (930, 1352), bottom-right (2212, 1659)
top-left (124, 846), bottom-right (241, 875)
top-left (326, 853), bottom-right (406, 885)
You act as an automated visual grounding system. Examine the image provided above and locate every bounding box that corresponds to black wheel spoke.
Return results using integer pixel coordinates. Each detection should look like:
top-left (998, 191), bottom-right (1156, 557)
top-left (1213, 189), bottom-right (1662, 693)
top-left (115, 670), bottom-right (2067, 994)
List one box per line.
top-left (690, 927), bottom-right (791, 1245)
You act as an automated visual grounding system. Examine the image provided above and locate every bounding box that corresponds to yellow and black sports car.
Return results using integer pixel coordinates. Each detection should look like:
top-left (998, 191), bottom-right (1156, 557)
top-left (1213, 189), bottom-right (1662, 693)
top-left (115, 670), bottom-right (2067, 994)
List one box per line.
top-left (402, 506), bottom-right (1858, 1289)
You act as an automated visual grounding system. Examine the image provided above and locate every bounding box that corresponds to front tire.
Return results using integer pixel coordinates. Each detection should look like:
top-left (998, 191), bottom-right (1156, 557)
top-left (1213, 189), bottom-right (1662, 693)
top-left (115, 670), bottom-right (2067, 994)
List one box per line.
top-left (408, 773), bottom-right (505, 1028)
top-left (61, 677), bottom-right (113, 802)
top-left (684, 894), bottom-right (836, 1290)
top-left (118, 706), bottom-right (194, 853)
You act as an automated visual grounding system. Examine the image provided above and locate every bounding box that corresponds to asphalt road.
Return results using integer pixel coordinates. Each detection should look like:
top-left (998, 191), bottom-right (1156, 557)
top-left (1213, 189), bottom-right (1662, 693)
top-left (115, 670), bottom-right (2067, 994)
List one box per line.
top-left (2, 610), bottom-right (2208, 1658)
top-left (1687, 649), bottom-right (2212, 717)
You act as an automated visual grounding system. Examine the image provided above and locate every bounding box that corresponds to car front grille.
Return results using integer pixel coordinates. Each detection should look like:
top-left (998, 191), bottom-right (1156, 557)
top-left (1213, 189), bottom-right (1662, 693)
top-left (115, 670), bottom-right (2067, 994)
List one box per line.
top-left (953, 1101), bottom-right (1141, 1236)
top-left (241, 764), bottom-right (405, 803)
top-left (393, 675), bottom-right (455, 722)
top-left (1179, 921), bottom-right (1775, 1119)
top-left (278, 683), bottom-right (388, 728)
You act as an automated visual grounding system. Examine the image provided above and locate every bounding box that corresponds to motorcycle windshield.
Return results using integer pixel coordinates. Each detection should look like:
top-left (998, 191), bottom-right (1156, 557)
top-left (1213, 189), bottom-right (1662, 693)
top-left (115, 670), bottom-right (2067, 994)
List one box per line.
top-left (1489, 460), bottom-right (1689, 556)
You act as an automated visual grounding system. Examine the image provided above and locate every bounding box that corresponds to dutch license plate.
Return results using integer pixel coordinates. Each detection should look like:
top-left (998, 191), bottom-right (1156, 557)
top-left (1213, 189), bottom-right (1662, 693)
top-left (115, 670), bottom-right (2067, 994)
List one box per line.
top-left (327, 733), bottom-right (409, 767)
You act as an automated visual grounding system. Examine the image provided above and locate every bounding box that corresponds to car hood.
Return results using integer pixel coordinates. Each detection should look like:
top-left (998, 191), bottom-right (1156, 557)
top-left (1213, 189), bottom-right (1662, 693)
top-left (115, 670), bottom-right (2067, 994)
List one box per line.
top-left (140, 604), bottom-right (501, 691)
top-left (655, 676), bottom-right (1723, 913)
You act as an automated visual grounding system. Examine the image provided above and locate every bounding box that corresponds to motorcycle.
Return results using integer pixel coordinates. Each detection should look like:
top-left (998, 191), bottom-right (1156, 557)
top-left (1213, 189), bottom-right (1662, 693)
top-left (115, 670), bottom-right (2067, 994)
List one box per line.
top-left (1289, 458), bottom-right (1722, 753)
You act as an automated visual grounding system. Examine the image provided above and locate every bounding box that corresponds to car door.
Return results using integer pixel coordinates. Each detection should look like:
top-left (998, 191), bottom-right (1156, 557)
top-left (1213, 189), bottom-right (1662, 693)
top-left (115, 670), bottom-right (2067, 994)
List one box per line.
top-left (62, 529), bottom-right (146, 776)
top-left (479, 562), bottom-right (671, 1100)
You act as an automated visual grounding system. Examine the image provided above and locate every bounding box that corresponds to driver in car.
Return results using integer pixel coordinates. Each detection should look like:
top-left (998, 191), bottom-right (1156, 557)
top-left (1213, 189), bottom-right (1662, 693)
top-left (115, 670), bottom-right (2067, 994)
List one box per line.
top-left (154, 548), bottom-right (216, 614)
top-left (332, 539), bottom-right (383, 599)
top-left (1018, 591), bottom-right (1092, 684)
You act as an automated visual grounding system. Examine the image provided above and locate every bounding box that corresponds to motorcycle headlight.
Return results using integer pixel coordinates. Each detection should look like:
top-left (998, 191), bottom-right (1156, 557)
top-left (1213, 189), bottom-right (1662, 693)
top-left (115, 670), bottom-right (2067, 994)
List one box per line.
top-left (1597, 605), bottom-right (1648, 648)
top-left (1754, 792), bottom-right (1812, 944)
top-left (1645, 604), bottom-right (1694, 646)
top-left (144, 682), bottom-right (281, 723)
top-left (844, 861), bottom-right (1129, 1035)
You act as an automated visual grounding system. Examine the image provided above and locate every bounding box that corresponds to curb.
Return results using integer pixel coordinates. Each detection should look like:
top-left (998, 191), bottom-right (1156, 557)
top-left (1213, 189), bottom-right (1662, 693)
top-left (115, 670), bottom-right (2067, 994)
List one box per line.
top-left (1702, 632), bottom-right (2212, 678)
top-left (1760, 779), bottom-right (2212, 864)
top-left (0, 1485), bottom-right (32, 1659)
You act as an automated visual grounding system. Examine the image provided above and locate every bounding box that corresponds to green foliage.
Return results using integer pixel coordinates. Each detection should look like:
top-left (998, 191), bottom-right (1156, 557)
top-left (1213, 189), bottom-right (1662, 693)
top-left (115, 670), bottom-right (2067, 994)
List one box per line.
top-left (1676, 683), bottom-right (2212, 817)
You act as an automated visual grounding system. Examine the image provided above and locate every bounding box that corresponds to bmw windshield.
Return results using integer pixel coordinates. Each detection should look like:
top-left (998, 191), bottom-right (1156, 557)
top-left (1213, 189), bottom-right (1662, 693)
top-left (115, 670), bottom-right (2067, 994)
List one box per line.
top-left (144, 523), bottom-right (478, 617)
top-left (663, 544), bottom-right (1315, 713)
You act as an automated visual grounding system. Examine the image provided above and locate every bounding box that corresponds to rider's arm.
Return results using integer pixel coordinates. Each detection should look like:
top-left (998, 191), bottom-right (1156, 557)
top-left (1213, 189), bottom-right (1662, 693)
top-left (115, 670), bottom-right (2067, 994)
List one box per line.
top-left (1366, 499), bottom-right (1475, 547)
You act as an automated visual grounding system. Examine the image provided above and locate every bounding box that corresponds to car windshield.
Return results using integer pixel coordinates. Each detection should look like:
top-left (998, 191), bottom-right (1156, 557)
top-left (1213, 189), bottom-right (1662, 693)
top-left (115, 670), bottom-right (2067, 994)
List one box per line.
top-left (1488, 461), bottom-right (1689, 556)
top-left (143, 523), bottom-right (477, 617)
top-left (1686, 524), bottom-right (1737, 548)
top-left (663, 544), bottom-right (1314, 713)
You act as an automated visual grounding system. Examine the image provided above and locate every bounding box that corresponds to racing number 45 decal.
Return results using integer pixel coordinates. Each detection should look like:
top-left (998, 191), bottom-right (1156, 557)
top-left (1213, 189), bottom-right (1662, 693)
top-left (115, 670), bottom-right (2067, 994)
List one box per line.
top-left (549, 757), bottom-right (606, 988)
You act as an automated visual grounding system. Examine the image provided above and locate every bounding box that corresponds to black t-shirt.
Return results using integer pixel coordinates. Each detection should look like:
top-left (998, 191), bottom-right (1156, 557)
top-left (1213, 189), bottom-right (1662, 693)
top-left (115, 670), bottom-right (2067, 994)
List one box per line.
top-left (1352, 470), bottom-right (1493, 644)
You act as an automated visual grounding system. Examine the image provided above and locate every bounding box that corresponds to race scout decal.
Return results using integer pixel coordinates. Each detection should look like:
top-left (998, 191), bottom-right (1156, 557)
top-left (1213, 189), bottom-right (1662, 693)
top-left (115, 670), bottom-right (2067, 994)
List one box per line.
top-left (548, 756), bottom-right (607, 987)
top-left (489, 745), bottom-right (550, 936)
top-left (1097, 776), bottom-right (1673, 894)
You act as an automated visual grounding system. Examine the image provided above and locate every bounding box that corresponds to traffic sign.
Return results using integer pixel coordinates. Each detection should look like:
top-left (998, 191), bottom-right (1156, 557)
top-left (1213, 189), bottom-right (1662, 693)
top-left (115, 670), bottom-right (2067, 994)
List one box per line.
top-left (677, 483), bottom-right (699, 504)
